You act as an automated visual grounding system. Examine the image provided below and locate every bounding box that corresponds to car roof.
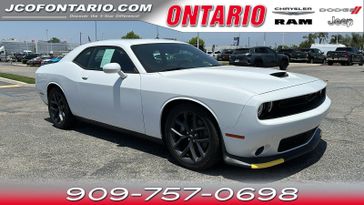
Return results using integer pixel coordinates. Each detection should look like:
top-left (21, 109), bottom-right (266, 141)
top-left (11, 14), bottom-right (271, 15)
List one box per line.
top-left (62, 39), bottom-right (187, 62)
top-left (80, 39), bottom-right (184, 47)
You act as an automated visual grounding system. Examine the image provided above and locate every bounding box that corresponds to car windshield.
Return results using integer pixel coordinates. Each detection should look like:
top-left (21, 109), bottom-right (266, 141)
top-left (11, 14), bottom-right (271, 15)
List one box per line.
top-left (336, 47), bottom-right (352, 52)
top-left (233, 49), bottom-right (250, 54)
top-left (131, 43), bottom-right (220, 73)
top-left (222, 49), bottom-right (233, 54)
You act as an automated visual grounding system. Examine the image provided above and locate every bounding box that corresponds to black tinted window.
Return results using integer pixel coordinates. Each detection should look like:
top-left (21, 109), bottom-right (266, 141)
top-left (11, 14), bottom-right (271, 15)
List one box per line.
top-left (74, 46), bottom-right (136, 73)
top-left (73, 47), bottom-right (94, 68)
top-left (233, 49), bottom-right (250, 54)
top-left (255, 48), bottom-right (267, 53)
top-left (110, 48), bottom-right (137, 73)
top-left (131, 43), bottom-right (219, 73)
top-left (88, 48), bottom-right (106, 70)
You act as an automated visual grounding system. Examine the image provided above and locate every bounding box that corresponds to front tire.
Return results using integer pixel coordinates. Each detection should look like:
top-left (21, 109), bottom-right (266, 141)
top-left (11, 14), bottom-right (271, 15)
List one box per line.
top-left (48, 87), bottom-right (75, 129)
top-left (164, 104), bottom-right (221, 170)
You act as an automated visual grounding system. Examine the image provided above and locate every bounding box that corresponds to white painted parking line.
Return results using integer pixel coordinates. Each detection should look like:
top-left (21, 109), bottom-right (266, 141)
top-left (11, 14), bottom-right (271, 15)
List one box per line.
top-left (0, 84), bottom-right (21, 89)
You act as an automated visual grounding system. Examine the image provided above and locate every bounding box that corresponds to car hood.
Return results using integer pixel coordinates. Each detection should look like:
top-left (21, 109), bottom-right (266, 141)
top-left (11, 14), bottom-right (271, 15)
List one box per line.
top-left (158, 66), bottom-right (319, 95)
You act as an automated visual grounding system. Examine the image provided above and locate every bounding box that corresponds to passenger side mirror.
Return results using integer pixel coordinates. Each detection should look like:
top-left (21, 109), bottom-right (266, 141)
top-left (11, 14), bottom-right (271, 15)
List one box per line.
top-left (102, 63), bottom-right (127, 79)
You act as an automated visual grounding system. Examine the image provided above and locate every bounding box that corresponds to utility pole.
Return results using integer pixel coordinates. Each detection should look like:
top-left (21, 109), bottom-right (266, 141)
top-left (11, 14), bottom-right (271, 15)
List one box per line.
top-left (238, 33), bottom-right (241, 48)
top-left (156, 26), bottom-right (160, 39)
top-left (282, 32), bottom-right (285, 45)
top-left (196, 32), bottom-right (200, 49)
top-left (79, 32), bottom-right (82, 45)
top-left (94, 21), bottom-right (98, 41)
top-left (248, 37), bottom-right (250, 47)
top-left (263, 32), bottom-right (266, 46)
top-left (46, 29), bottom-right (49, 54)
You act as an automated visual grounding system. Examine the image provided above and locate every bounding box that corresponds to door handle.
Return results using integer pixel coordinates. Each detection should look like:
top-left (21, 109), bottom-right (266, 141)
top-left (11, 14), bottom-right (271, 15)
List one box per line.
top-left (81, 76), bottom-right (88, 80)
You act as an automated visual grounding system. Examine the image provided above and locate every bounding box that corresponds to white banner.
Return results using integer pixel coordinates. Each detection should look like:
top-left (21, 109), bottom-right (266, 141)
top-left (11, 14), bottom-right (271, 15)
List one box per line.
top-left (144, 0), bottom-right (364, 32)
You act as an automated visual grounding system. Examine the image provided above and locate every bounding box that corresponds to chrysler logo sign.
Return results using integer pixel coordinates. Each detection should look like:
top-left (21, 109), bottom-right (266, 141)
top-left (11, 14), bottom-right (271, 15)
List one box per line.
top-left (273, 7), bottom-right (315, 15)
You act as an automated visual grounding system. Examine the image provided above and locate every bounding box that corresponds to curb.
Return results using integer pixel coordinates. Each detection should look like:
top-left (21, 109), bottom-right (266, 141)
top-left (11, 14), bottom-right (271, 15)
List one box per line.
top-left (0, 77), bottom-right (35, 87)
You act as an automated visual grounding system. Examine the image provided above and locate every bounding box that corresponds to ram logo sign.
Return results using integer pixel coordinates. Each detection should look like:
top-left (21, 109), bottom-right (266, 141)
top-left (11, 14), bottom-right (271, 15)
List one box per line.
top-left (275, 19), bottom-right (313, 25)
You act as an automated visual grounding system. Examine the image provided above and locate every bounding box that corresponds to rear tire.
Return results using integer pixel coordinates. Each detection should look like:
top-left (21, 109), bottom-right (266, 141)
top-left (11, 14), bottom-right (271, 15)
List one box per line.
top-left (327, 61), bottom-right (333, 66)
top-left (279, 60), bottom-right (288, 70)
top-left (48, 87), bottom-right (75, 129)
top-left (164, 104), bottom-right (221, 170)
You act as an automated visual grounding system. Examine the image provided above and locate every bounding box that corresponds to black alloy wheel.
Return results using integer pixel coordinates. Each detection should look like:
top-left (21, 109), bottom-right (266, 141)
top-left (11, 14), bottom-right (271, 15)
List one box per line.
top-left (48, 88), bottom-right (74, 129)
top-left (164, 104), bottom-right (221, 170)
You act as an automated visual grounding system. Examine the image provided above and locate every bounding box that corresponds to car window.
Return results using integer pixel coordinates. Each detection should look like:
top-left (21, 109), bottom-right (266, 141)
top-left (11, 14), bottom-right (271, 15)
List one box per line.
top-left (131, 43), bottom-right (219, 73)
top-left (255, 48), bottom-right (274, 53)
top-left (74, 46), bottom-right (137, 73)
top-left (265, 48), bottom-right (275, 54)
top-left (233, 49), bottom-right (250, 54)
top-left (110, 48), bottom-right (137, 73)
top-left (73, 47), bottom-right (94, 68)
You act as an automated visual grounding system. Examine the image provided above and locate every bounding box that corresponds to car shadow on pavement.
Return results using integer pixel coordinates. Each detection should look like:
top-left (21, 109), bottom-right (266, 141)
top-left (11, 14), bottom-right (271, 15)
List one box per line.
top-left (203, 139), bottom-right (327, 183)
top-left (50, 118), bottom-right (327, 183)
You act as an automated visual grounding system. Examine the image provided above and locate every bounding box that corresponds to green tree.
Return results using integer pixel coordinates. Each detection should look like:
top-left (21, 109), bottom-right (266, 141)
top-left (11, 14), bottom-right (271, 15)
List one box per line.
top-left (48, 37), bottom-right (61, 43)
top-left (121, 31), bottom-right (141, 39)
top-left (188, 36), bottom-right (205, 51)
top-left (316, 32), bottom-right (328, 44)
top-left (299, 33), bottom-right (317, 48)
top-left (330, 34), bottom-right (344, 44)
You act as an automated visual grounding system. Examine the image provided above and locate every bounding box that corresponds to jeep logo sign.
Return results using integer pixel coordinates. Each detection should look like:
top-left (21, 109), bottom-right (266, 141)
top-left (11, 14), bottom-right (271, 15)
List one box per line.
top-left (328, 16), bottom-right (354, 27)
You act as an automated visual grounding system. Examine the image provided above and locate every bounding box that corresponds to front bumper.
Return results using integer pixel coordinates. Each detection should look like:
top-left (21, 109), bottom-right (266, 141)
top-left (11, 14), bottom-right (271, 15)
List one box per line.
top-left (223, 128), bottom-right (321, 169)
top-left (220, 80), bottom-right (330, 168)
top-left (290, 57), bottom-right (309, 62)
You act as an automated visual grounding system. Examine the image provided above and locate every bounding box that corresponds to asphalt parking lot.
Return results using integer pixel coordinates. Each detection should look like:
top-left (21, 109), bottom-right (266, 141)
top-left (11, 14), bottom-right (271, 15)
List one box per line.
top-left (0, 62), bottom-right (363, 184)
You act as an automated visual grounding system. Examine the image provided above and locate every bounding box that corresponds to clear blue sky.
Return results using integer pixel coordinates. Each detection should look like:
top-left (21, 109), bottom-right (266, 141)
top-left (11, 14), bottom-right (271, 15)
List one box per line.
top-left (0, 21), bottom-right (341, 47)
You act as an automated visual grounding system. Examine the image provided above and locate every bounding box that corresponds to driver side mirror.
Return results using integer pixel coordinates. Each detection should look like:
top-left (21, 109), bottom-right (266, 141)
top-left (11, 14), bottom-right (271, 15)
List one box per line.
top-left (103, 63), bottom-right (127, 79)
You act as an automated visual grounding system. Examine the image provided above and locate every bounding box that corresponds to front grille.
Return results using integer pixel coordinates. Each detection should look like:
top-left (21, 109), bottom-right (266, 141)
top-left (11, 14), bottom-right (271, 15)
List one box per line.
top-left (278, 128), bottom-right (317, 152)
top-left (259, 88), bottom-right (326, 120)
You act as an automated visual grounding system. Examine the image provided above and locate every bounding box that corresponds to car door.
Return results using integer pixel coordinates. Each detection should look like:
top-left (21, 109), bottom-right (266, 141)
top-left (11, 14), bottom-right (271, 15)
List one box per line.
top-left (255, 47), bottom-right (275, 66)
top-left (74, 46), bottom-right (145, 133)
top-left (265, 47), bottom-right (279, 66)
top-left (351, 48), bottom-right (360, 62)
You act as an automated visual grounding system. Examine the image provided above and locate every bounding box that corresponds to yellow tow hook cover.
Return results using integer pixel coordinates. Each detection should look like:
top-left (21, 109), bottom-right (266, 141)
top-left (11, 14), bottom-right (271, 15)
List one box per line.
top-left (251, 158), bottom-right (285, 169)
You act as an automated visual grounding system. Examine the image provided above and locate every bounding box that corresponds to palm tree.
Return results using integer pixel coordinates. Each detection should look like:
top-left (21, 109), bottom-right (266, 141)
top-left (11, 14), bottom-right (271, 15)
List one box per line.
top-left (316, 32), bottom-right (328, 44)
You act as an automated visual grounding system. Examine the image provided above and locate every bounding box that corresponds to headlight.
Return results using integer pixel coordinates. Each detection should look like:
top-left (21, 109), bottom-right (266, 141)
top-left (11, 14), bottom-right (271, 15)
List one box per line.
top-left (257, 102), bottom-right (274, 118)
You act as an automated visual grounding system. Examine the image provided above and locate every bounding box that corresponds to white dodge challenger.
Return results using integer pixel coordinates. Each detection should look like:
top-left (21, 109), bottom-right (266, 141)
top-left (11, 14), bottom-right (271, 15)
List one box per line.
top-left (36, 39), bottom-right (331, 170)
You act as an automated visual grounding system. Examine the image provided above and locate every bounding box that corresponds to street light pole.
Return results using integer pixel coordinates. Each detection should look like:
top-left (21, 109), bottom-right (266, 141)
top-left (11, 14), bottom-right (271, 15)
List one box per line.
top-left (46, 29), bottom-right (49, 54)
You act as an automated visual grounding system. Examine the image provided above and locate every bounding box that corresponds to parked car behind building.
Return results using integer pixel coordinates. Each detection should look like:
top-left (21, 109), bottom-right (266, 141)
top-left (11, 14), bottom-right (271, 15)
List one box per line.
top-left (229, 47), bottom-right (289, 70)
top-left (216, 49), bottom-right (234, 61)
top-left (327, 47), bottom-right (364, 66)
top-left (299, 48), bottom-right (326, 64)
top-left (277, 49), bottom-right (308, 62)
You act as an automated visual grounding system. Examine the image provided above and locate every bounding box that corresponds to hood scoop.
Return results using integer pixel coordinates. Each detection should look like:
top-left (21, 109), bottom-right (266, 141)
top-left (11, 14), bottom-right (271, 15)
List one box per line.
top-left (270, 72), bottom-right (289, 78)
